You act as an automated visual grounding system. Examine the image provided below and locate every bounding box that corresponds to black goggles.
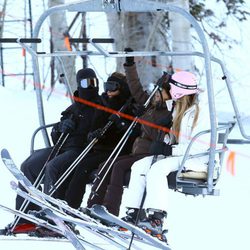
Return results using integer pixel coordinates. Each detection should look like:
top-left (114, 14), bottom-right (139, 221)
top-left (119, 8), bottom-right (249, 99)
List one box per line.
top-left (104, 81), bottom-right (120, 92)
top-left (80, 78), bottom-right (98, 88)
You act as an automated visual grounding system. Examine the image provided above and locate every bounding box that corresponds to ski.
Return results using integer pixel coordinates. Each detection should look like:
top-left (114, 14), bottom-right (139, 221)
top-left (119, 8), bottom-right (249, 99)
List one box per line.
top-left (1, 149), bottom-right (144, 249)
top-left (90, 205), bottom-right (171, 250)
top-left (1, 149), bottom-right (99, 224)
top-left (0, 203), bottom-right (62, 236)
top-left (42, 208), bottom-right (86, 250)
top-left (10, 181), bottom-right (143, 250)
top-left (9, 181), bottom-right (113, 250)
top-left (0, 203), bottom-right (105, 250)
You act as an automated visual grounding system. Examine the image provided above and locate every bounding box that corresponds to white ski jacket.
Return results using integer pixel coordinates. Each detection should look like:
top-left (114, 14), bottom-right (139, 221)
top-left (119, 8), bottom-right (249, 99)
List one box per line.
top-left (125, 101), bottom-right (218, 212)
top-left (171, 101), bottom-right (212, 172)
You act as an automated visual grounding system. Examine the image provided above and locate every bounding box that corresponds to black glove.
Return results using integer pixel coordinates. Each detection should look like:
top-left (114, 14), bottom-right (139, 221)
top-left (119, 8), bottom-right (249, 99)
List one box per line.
top-left (58, 118), bottom-right (76, 133)
top-left (109, 114), bottom-right (128, 131)
top-left (87, 128), bottom-right (103, 142)
top-left (124, 47), bottom-right (134, 66)
top-left (149, 141), bottom-right (172, 156)
top-left (155, 72), bottom-right (171, 97)
top-left (132, 104), bottom-right (146, 117)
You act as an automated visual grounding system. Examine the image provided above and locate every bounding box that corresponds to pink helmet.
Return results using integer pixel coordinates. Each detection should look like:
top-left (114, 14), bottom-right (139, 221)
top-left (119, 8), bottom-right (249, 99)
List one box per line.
top-left (169, 71), bottom-right (198, 100)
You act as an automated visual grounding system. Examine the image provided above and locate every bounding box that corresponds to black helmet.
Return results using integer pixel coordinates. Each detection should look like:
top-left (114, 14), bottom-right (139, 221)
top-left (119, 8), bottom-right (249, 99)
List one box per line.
top-left (76, 68), bottom-right (99, 89)
top-left (104, 72), bottom-right (131, 99)
top-left (76, 68), bottom-right (99, 101)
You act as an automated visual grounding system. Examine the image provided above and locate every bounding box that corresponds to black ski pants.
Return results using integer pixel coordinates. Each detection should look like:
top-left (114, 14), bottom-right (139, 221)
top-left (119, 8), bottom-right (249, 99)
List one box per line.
top-left (16, 147), bottom-right (81, 215)
top-left (64, 150), bottom-right (113, 209)
top-left (87, 153), bottom-right (150, 216)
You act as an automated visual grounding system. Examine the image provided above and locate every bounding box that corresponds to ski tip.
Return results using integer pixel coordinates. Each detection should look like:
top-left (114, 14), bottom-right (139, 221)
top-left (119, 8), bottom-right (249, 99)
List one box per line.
top-left (92, 204), bottom-right (106, 212)
top-left (10, 180), bottom-right (18, 190)
top-left (1, 148), bottom-right (9, 157)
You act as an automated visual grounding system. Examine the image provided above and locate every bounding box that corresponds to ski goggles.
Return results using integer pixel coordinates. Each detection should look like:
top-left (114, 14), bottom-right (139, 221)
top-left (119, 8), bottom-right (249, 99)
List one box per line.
top-left (104, 81), bottom-right (120, 92)
top-left (80, 78), bottom-right (98, 89)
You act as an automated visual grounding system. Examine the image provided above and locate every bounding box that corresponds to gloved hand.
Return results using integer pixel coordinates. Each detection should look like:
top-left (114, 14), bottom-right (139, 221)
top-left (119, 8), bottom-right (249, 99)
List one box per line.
top-left (109, 113), bottom-right (120, 123)
top-left (132, 103), bottom-right (146, 117)
top-left (149, 141), bottom-right (172, 156)
top-left (58, 118), bottom-right (76, 133)
top-left (155, 72), bottom-right (170, 88)
top-left (124, 47), bottom-right (134, 66)
top-left (87, 128), bottom-right (103, 142)
top-left (109, 114), bottom-right (128, 131)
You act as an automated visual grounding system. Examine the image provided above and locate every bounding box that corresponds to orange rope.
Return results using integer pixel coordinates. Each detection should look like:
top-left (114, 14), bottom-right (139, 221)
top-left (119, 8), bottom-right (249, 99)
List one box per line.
top-left (64, 36), bottom-right (72, 51)
top-left (226, 151), bottom-right (236, 176)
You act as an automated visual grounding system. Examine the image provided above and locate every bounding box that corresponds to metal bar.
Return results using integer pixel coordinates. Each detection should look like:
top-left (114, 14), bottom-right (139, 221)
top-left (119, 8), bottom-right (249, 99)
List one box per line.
top-left (69, 38), bottom-right (114, 43)
top-left (17, 39), bottom-right (50, 147)
top-left (0, 38), bottom-right (41, 43)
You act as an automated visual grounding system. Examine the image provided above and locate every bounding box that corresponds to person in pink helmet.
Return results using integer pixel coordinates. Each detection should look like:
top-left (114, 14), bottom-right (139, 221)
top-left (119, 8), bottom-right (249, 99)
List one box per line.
top-left (121, 71), bottom-right (213, 243)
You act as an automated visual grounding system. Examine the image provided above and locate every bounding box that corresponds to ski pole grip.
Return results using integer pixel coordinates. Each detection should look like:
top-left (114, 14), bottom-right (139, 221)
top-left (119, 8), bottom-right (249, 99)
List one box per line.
top-left (0, 38), bottom-right (41, 43)
top-left (155, 71), bottom-right (169, 88)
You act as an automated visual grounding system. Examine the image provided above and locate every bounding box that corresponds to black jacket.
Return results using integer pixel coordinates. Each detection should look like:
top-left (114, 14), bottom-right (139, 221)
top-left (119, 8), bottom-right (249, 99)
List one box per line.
top-left (89, 93), bottom-right (139, 154)
top-left (51, 90), bottom-right (101, 150)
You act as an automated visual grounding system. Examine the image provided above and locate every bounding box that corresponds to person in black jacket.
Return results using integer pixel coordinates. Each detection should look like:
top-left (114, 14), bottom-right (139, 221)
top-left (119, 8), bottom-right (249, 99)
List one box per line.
top-left (63, 72), bottom-right (138, 209)
top-left (6, 68), bottom-right (101, 234)
top-left (85, 49), bottom-right (173, 218)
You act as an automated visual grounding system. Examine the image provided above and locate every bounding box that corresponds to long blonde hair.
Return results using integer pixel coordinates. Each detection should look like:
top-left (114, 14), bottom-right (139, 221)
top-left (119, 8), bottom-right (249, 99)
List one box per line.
top-left (172, 94), bottom-right (199, 142)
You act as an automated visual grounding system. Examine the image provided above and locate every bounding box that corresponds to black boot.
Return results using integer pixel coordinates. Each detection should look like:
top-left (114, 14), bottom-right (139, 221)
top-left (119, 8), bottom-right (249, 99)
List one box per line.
top-left (0, 222), bottom-right (37, 235)
top-left (121, 208), bottom-right (146, 225)
top-left (103, 185), bottom-right (123, 216)
top-left (138, 209), bottom-right (167, 236)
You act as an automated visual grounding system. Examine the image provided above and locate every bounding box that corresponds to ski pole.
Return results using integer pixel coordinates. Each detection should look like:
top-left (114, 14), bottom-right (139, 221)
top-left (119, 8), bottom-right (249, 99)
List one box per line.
top-left (89, 119), bottom-right (138, 200)
top-left (35, 133), bottom-right (69, 187)
top-left (34, 112), bottom-right (76, 188)
top-left (49, 97), bottom-right (134, 196)
top-left (9, 131), bottom-right (69, 232)
top-left (89, 85), bottom-right (161, 201)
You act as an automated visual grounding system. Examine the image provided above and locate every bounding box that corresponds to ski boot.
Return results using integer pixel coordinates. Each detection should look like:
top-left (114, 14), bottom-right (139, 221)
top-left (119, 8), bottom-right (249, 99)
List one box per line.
top-left (0, 222), bottom-right (37, 235)
top-left (80, 206), bottom-right (117, 227)
top-left (79, 206), bottom-right (91, 216)
top-left (30, 226), bottom-right (64, 238)
top-left (154, 229), bottom-right (168, 244)
top-left (138, 209), bottom-right (168, 243)
top-left (119, 208), bottom-right (146, 231)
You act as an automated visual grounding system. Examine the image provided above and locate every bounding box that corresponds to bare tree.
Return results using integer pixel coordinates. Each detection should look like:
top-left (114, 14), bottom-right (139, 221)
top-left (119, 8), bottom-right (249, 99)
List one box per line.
top-left (107, 10), bottom-right (172, 90)
top-left (0, 0), bottom-right (7, 38)
top-left (107, 0), bottom-right (194, 90)
top-left (48, 0), bottom-right (76, 91)
top-left (169, 0), bottom-right (194, 72)
top-left (107, 0), bottom-right (249, 89)
top-left (0, 0), bottom-right (7, 86)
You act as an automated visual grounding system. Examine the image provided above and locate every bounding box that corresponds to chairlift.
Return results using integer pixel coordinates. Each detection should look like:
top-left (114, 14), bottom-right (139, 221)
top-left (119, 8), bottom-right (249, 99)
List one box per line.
top-left (4, 0), bottom-right (249, 198)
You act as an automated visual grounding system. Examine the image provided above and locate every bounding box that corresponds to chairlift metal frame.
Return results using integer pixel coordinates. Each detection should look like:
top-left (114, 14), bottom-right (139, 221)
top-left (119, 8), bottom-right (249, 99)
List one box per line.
top-left (12, 0), bottom-right (249, 196)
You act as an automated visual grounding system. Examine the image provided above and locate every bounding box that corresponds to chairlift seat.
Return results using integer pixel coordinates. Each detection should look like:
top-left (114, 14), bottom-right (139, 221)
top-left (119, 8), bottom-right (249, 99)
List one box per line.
top-left (30, 121), bottom-right (235, 197)
top-left (171, 121), bottom-right (236, 196)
